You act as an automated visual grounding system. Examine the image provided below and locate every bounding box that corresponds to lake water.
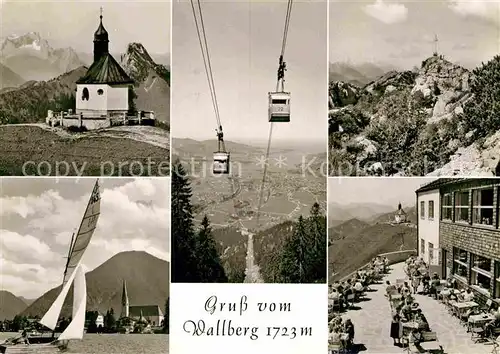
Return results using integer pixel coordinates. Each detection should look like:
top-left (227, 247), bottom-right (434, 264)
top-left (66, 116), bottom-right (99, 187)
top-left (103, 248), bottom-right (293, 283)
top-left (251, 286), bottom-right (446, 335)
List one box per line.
top-left (0, 333), bottom-right (169, 353)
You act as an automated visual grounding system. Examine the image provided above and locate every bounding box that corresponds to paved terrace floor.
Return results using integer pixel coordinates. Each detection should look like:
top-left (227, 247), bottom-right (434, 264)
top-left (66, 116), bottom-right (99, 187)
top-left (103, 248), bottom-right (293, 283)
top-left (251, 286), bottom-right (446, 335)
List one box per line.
top-left (338, 262), bottom-right (496, 354)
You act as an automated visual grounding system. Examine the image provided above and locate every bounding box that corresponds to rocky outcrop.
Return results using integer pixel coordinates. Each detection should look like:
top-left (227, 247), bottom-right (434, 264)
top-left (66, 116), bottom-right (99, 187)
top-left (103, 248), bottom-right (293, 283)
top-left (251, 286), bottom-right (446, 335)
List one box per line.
top-left (119, 43), bottom-right (171, 123)
top-left (429, 130), bottom-right (500, 176)
top-left (365, 70), bottom-right (416, 95)
top-left (328, 54), bottom-right (492, 176)
top-left (329, 81), bottom-right (360, 108)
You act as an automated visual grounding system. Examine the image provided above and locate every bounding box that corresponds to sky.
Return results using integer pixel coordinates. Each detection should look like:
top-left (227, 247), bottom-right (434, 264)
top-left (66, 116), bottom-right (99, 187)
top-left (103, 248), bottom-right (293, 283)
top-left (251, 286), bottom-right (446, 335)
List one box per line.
top-left (0, 178), bottom-right (170, 299)
top-left (328, 177), bottom-right (436, 208)
top-left (329, 0), bottom-right (500, 70)
top-left (0, 0), bottom-right (171, 55)
top-left (172, 0), bottom-right (327, 144)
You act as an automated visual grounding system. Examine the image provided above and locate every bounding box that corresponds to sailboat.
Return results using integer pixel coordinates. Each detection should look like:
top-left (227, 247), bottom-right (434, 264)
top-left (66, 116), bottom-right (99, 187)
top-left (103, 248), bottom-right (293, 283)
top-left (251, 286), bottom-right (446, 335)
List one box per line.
top-left (0, 179), bottom-right (101, 354)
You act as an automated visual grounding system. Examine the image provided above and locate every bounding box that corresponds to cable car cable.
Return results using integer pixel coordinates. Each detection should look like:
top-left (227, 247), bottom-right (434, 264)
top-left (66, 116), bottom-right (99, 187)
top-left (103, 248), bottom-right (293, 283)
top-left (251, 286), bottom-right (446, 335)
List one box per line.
top-left (195, 0), bottom-right (223, 132)
top-left (190, 0), bottom-right (222, 135)
top-left (254, 0), bottom-right (293, 230)
top-left (191, 0), bottom-right (238, 215)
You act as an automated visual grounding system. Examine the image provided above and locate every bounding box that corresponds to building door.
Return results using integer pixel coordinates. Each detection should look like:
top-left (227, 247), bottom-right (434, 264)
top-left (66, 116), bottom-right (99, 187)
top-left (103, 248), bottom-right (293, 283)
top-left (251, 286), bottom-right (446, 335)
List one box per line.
top-left (442, 249), bottom-right (448, 278)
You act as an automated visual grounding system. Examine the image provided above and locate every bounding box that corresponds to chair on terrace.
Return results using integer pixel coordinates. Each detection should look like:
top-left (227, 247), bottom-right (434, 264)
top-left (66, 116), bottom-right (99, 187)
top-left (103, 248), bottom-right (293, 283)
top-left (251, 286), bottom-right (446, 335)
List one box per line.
top-left (488, 335), bottom-right (500, 354)
top-left (328, 342), bottom-right (345, 354)
top-left (482, 299), bottom-right (494, 313)
top-left (471, 323), bottom-right (487, 343)
top-left (417, 332), bottom-right (444, 354)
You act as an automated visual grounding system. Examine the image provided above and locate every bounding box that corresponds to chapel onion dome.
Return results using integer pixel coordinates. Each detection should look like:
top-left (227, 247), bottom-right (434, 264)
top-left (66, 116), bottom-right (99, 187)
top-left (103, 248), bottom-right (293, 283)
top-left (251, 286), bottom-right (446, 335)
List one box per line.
top-left (94, 15), bottom-right (109, 42)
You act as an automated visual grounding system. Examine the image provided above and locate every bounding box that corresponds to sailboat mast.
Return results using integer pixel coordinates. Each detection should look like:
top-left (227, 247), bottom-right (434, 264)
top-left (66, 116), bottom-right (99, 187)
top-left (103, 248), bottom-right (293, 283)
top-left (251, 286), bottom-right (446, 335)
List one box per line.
top-left (62, 232), bottom-right (76, 287)
top-left (62, 179), bottom-right (100, 285)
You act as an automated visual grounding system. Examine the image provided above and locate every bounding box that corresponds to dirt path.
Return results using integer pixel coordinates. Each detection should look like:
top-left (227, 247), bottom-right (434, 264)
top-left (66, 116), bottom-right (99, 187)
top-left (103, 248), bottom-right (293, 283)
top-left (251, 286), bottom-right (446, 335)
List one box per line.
top-left (243, 229), bottom-right (264, 283)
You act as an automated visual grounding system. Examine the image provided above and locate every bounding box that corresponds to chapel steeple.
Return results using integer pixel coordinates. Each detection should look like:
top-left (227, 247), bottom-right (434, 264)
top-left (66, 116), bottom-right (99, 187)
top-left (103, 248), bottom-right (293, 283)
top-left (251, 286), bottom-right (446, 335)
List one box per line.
top-left (93, 7), bottom-right (109, 63)
top-left (120, 279), bottom-right (129, 318)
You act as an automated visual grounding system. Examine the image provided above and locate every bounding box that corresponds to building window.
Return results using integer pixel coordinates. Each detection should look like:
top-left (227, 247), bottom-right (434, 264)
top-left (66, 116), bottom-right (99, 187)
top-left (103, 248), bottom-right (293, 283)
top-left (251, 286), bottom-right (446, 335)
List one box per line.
top-left (472, 188), bottom-right (494, 226)
top-left (420, 201), bottom-right (425, 219)
top-left (442, 193), bottom-right (452, 220)
top-left (452, 247), bottom-right (468, 278)
top-left (471, 253), bottom-right (492, 292)
top-left (82, 87), bottom-right (89, 101)
top-left (97, 89), bottom-right (104, 95)
top-left (428, 242), bottom-right (434, 264)
top-left (429, 200), bottom-right (434, 219)
top-left (420, 239), bottom-right (425, 255)
top-left (495, 262), bottom-right (500, 298)
top-left (454, 191), bottom-right (469, 222)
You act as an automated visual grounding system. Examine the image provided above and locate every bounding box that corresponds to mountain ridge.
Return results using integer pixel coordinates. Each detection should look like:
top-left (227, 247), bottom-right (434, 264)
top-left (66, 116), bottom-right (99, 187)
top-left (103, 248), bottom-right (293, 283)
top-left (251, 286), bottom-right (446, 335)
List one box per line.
top-left (20, 251), bottom-right (169, 319)
top-left (0, 290), bottom-right (30, 320)
top-left (0, 32), bottom-right (85, 82)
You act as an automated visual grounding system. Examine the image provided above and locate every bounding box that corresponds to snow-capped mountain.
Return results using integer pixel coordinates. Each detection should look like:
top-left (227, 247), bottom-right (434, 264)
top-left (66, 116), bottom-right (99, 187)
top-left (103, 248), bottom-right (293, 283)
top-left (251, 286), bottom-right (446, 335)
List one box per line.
top-left (0, 32), bottom-right (85, 81)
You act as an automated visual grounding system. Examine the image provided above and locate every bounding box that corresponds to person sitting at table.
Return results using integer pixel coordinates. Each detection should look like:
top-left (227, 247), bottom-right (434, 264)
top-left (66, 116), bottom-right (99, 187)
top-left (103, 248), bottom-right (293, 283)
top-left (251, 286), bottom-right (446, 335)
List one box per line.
top-left (463, 288), bottom-right (474, 302)
top-left (411, 275), bottom-right (420, 294)
top-left (415, 310), bottom-right (430, 331)
top-left (343, 285), bottom-right (354, 307)
top-left (329, 328), bottom-right (341, 344)
top-left (386, 281), bottom-right (397, 296)
top-left (429, 273), bottom-right (440, 299)
top-left (485, 309), bottom-right (500, 338)
top-left (354, 280), bottom-right (364, 298)
top-left (400, 303), bottom-right (413, 321)
top-left (422, 272), bottom-right (430, 289)
top-left (343, 319), bottom-right (355, 347)
top-left (329, 288), bottom-right (342, 309)
top-left (402, 282), bottom-right (411, 297)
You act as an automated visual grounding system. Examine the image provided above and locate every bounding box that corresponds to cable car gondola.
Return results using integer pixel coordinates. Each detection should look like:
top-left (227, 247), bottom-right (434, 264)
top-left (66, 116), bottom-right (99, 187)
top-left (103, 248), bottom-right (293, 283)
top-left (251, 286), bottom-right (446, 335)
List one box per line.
top-left (268, 91), bottom-right (290, 122)
top-left (213, 126), bottom-right (230, 174)
top-left (213, 151), bottom-right (230, 174)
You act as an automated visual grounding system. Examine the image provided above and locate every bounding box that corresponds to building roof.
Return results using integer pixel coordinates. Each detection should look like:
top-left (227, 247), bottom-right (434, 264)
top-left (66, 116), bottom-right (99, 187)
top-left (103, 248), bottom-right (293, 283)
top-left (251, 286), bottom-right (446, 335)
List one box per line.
top-left (129, 305), bottom-right (163, 318)
top-left (76, 53), bottom-right (133, 85)
top-left (396, 208), bottom-right (407, 216)
top-left (415, 178), bottom-right (466, 193)
top-left (94, 15), bottom-right (109, 41)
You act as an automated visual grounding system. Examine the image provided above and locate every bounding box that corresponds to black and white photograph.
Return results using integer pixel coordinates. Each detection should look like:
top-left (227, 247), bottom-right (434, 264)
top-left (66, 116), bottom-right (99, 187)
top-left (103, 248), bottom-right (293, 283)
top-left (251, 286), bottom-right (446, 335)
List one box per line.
top-left (328, 177), bottom-right (500, 353)
top-left (0, 178), bottom-right (169, 353)
top-left (171, 0), bottom-right (327, 284)
top-left (328, 0), bottom-right (500, 177)
top-left (0, 0), bottom-right (170, 176)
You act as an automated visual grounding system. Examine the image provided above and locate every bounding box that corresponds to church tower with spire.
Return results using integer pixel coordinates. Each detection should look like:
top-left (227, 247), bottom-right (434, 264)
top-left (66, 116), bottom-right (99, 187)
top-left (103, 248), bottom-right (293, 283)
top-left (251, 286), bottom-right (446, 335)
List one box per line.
top-left (93, 7), bottom-right (109, 63)
top-left (75, 7), bottom-right (133, 121)
top-left (394, 202), bottom-right (407, 224)
top-left (121, 279), bottom-right (130, 318)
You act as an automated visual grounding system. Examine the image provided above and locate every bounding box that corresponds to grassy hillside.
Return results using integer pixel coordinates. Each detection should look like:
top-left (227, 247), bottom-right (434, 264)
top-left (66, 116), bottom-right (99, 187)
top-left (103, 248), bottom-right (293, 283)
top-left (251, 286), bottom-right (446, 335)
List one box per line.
top-left (0, 291), bottom-right (29, 320)
top-left (21, 251), bottom-right (169, 318)
top-left (0, 67), bottom-right (85, 124)
top-left (329, 223), bottom-right (417, 282)
top-left (332, 218), bottom-right (369, 239)
top-left (0, 125), bottom-right (169, 176)
top-left (0, 63), bottom-right (25, 90)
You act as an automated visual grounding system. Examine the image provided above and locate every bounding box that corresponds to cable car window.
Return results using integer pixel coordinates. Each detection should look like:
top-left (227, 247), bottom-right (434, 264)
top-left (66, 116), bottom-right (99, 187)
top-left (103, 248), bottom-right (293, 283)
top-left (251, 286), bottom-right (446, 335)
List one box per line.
top-left (97, 89), bottom-right (104, 95)
top-left (272, 99), bottom-right (287, 105)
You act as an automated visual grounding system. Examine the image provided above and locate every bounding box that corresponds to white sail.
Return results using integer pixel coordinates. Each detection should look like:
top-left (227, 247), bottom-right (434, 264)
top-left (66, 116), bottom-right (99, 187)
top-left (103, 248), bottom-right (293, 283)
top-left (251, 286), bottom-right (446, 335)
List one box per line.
top-left (39, 263), bottom-right (80, 330)
top-left (63, 180), bottom-right (101, 286)
top-left (58, 265), bottom-right (87, 341)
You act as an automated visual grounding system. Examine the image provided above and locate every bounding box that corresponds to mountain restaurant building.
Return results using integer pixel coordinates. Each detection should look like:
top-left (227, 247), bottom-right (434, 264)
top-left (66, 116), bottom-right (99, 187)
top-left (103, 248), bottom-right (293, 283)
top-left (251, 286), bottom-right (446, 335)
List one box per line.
top-left (417, 178), bottom-right (500, 305)
top-left (416, 181), bottom-right (441, 275)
